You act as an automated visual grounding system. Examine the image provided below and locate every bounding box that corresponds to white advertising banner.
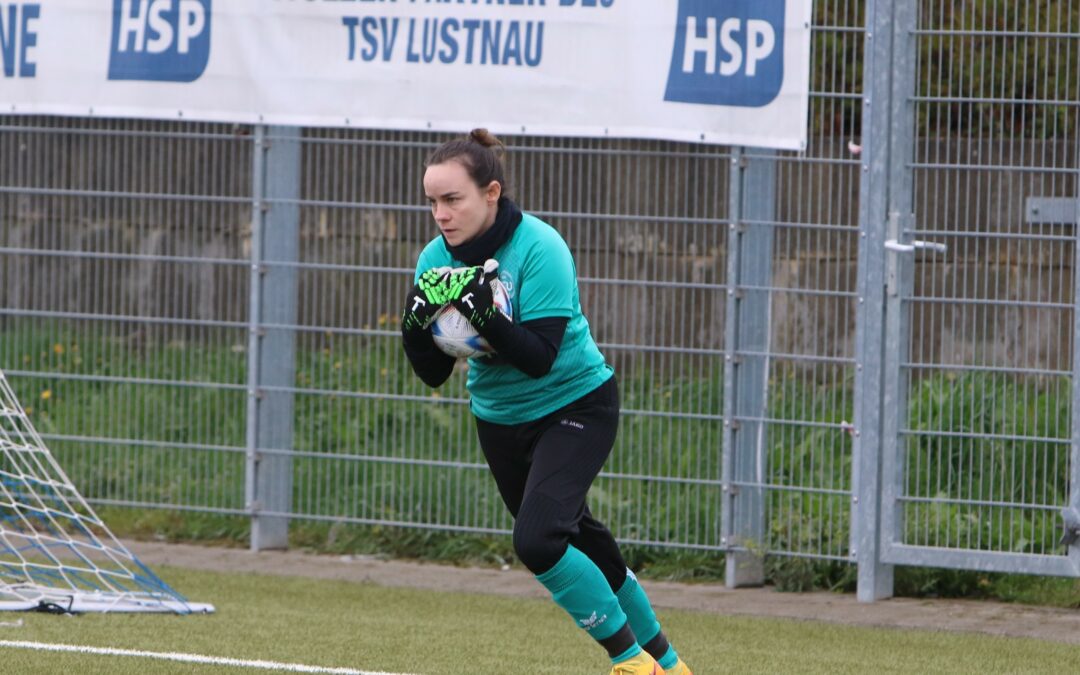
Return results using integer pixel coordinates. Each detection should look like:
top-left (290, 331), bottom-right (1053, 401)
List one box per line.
top-left (0, 1), bottom-right (813, 149)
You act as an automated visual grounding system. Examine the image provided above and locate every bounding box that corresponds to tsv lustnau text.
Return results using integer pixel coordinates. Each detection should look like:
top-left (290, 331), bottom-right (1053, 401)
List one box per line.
top-left (343, 16), bottom-right (543, 66)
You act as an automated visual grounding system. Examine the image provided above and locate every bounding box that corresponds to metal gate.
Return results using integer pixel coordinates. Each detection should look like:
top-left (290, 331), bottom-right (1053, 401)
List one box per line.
top-left (855, 0), bottom-right (1080, 599)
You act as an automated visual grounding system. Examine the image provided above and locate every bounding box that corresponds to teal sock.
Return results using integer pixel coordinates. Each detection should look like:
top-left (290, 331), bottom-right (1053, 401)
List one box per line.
top-left (611, 643), bottom-right (642, 664)
top-left (657, 646), bottom-right (679, 670)
top-left (616, 568), bottom-right (680, 669)
top-left (615, 568), bottom-right (662, 644)
top-left (536, 545), bottom-right (629, 642)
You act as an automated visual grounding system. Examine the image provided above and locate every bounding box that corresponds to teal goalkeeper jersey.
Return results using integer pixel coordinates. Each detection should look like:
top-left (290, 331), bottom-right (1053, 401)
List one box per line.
top-left (414, 212), bottom-right (613, 424)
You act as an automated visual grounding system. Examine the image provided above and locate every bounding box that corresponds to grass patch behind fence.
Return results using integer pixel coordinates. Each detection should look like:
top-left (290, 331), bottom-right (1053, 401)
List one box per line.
top-left (2, 322), bottom-right (1078, 606)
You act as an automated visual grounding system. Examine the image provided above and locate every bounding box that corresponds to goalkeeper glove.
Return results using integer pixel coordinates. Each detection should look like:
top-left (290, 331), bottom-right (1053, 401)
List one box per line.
top-left (449, 259), bottom-right (503, 331)
top-left (401, 267), bottom-right (453, 332)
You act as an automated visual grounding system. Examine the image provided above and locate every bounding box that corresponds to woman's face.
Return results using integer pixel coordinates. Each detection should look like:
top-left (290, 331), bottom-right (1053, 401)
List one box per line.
top-left (423, 160), bottom-right (501, 247)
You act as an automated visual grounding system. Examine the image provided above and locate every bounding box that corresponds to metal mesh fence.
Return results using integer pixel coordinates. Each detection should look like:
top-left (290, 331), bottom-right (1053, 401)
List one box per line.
top-left (0, 117), bottom-right (252, 516)
top-left (755, 0), bottom-right (865, 564)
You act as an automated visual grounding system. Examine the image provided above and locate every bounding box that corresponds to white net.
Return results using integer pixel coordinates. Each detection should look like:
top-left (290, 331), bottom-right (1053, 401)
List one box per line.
top-left (0, 372), bottom-right (213, 614)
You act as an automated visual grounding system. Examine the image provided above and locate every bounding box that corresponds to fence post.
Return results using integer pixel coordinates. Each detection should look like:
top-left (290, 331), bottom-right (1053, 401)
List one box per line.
top-left (1069, 123), bottom-right (1080, 566)
top-left (723, 147), bottom-right (776, 587)
top-left (878, 0), bottom-right (921, 589)
top-left (246, 125), bottom-right (301, 551)
top-left (852, 0), bottom-right (904, 601)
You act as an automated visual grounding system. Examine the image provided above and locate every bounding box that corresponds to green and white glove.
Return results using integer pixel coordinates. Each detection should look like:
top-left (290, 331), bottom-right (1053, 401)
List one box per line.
top-left (449, 259), bottom-right (501, 331)
top-left (401, 267), bottom-right (453, 332)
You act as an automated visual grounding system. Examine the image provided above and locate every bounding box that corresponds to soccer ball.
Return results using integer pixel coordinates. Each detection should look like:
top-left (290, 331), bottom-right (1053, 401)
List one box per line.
top-left (431, 278), bottom-right (512, 359)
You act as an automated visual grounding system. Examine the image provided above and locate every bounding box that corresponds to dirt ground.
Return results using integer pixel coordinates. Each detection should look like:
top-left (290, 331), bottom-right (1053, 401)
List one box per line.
top-left (127, 540), bottom-right (1080, 646)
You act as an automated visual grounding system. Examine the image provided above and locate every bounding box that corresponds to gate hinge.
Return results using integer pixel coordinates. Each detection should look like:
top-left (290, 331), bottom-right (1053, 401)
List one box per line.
top-left (1059, 506), bottom-right (1080, 548)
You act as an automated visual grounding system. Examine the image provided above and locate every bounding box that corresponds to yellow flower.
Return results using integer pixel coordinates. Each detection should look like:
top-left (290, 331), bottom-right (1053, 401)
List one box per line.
top-left (380, 368), bottom-right (388, 377)
top-left (40, 390), bottom-right (52, 401)
top-left (53, 344), bottom-right (64, 355)
top-left (24, 406), bottom-right (33, 415)
top-left (334, 361), bottom-right (342, 370)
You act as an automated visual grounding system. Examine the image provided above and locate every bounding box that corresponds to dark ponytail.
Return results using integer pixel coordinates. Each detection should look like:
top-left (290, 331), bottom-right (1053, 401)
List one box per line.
top-left (426, 128), bottom-right (510, 196)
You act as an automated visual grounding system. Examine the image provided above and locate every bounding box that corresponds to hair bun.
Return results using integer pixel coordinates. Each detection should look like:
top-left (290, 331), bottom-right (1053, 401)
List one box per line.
top-left (469, 128), bottom-right (502, 149)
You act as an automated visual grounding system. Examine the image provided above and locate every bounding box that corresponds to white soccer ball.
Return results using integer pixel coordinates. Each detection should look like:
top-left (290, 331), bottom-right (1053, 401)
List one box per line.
top-left (431, 278), bottom-right (512, 359)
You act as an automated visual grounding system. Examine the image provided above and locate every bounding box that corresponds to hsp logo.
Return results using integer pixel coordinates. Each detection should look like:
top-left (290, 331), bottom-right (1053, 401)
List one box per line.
top-left (108, 0), bottom-right (211, 82)
top-left (665, 0), bottom-right (784, 108)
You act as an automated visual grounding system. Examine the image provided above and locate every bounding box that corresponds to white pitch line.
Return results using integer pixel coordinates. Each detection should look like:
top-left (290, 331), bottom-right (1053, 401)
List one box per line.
top-left (0, 640), bottom-right (420, 675)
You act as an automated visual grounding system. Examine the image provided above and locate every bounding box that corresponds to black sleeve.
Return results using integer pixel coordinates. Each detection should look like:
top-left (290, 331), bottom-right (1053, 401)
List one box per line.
top-left (477, 315), bottom-right (568, 379)
top-left (401, 328), bottom-right (456, 388)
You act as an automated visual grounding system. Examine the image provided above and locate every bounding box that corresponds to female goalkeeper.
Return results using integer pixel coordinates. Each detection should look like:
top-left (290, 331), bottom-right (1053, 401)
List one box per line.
top-left (400, 129), bottom-right (693, 675)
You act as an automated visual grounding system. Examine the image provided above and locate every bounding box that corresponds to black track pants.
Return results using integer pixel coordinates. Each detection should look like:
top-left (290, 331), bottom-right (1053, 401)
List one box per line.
top-left (475, 376), bottom-right (629, 590)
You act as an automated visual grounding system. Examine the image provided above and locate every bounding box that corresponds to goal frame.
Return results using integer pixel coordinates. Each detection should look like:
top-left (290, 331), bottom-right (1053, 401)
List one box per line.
top-left (0, 371), bottom-right (214, 614)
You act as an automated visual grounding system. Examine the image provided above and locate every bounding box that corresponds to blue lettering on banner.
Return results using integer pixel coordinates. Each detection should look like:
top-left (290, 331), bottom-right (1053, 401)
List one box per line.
top-left (343, 16), bottom-right (542, 67)
top-left (108, 0), bottom-right (212, 82)
top-left (0, 3), bottom-right (41, 78)
top-left (558, 0), bottom-right (614, 6)
top-left (665, 0), bottom-right (784, 108)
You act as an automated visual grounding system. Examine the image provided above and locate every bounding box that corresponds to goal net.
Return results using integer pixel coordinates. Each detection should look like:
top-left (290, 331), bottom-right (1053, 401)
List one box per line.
top-left (0, 371), bottom-right (213, 614)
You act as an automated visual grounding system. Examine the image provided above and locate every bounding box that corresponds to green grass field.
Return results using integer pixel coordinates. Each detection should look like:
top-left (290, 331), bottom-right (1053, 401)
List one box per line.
top-left (2, 565), bottom-right (1079, 675)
